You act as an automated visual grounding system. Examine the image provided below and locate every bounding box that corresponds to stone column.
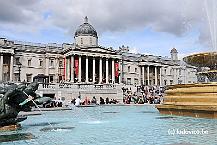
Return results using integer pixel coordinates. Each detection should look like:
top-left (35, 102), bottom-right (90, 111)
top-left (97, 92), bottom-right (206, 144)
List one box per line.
top-left (71, 55), bottom-right (74, 82)
top-left (147, 66), bottom-right (150, 85)
top-left (63, 56), bottom-right (67, 81)
top-left (78, 55), bottom-right (82, 82)
top-left (173, 68), bottom-right (176, 85)
top-left (112, 59), bottom-right (115, 83)
top-left (86, 56), bottom-right (89, 83)
top-left (159, 67), bottom-right (162, 86)
top-left (142, 66), bottom-right (145, 85)
top-left (139, 66), bottom-right (142, 85)
top-left (155, 66), bottom-right (157, 86)
top-left (119, 60), bottom-right (122, 84)
top-left (93, 57), bottom-right (95, 83)
top-left (10, 55), bottom-right (13, 82)
top-left (0, 55), bottom-right (3, 81)
top-left (99, 57), bottom-right (102, 83)
top-left (45, 56), bottom-right (49, 76)
top-left (176, 69), bottom-right (178, 84)
top-left (67, 57), bottom-right (71, 81)
top-left (55, 58), bottom-right (59, 83)
top-left (106, 58), bottom-right (109, 83)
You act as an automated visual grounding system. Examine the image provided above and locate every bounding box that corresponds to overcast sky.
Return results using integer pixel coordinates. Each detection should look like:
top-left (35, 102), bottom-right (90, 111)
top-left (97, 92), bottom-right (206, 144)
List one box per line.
top-left (0, 0), bottom-right (216, 59)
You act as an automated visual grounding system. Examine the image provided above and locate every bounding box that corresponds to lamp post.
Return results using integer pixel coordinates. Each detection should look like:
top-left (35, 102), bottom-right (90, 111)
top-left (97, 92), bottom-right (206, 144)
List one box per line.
top-left (17, 62), bottom-right (22, 82)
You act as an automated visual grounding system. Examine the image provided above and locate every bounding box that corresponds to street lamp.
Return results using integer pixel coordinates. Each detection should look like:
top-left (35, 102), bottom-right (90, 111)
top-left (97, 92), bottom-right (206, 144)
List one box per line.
top-left (17, 62), bottom-right (22, 82)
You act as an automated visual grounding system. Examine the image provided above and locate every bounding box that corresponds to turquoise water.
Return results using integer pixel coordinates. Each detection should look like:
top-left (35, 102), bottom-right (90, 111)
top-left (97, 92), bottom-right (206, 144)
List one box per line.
top-left (1, 105), bottom-right (217, 145)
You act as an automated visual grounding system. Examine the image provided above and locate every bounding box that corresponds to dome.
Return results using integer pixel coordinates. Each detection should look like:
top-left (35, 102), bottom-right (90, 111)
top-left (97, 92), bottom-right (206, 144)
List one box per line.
top-left (74, 16), bottom-right (97, 37)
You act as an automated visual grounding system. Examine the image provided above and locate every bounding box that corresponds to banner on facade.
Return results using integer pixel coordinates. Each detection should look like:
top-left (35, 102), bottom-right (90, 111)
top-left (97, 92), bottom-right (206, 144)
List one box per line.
top-left (75, 59), bottom-right (79, 76)
top-left (115, 62), bottom-right (119, 77)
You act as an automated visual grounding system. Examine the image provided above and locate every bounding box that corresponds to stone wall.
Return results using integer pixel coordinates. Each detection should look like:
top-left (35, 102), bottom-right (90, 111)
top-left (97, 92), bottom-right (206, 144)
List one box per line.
top-left (36, 83), bottom-right (124, 103)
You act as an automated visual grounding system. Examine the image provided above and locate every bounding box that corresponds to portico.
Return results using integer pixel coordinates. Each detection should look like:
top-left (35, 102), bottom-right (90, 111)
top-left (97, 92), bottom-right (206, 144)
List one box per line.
top-left (0, 48), bottom-right (14, 82)
top-left (140, 65), bottom-right (162, 86)
top-left (64, 52), bottom-right (120, 84)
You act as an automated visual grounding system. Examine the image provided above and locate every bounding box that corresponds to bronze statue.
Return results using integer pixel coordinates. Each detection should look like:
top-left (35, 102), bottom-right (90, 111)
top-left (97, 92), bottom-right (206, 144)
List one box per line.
top-left (0, 82), bottom-right (51, 127)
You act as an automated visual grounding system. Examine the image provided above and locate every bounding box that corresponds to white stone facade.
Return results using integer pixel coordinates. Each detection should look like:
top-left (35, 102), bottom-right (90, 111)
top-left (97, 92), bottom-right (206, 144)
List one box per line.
top-left (0, 17), bottom-right (197, 87)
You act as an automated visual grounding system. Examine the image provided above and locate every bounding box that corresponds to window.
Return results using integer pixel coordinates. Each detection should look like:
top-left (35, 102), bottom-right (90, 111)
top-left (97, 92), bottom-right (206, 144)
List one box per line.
top-left (39, 60), bottom-right (43, 67)
top-left (50, 59), bottom-right (54, 67)
top-left (170, 69), bottom-right (173, 75)
top-left (59, 60), bottom-right (63, 67)
top-left (81, 38), bottom-right (83, 45)
top-left (134, 78), bottom-right (138, 85)
top-left (59, 76), bottom-right (63, 82)
top-left (90, 37), bottom-right (92, 45)
top-left (135, 68), bottom-right (137, 72)
top-left (49, 75), bottom-right (54, 83)
top-left (179, 69), bottom-right (181, 75)
top-left (164, 69), bottom-right (167, 74)
top-left (15, 57), bottom-right (20, 65)
top-left (14, 74), bottom-right (19, 82)
top-left (170, 80), bottom-right (173, 85)
top-left (127, 78), bottom-right (131, 85)
top-left (164, 80), bottom-right (167, 85)
top-left (26, 74), bottom-right (32, 82)
top-left (128, 66), bottom-right (130, 72)
top-left (28, 59), bottom-right (31, 66)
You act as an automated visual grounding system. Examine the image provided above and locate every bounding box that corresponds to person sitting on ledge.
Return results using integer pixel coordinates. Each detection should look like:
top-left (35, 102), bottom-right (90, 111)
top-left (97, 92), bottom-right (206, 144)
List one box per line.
top-left (100, 97), bottom-right (105, 105)
top-left (106, 97), bottom-right (110, 104)
top-left (91, 96), bottom-right (97, 104)
top-left (75, 95), bottom-right (81, 106)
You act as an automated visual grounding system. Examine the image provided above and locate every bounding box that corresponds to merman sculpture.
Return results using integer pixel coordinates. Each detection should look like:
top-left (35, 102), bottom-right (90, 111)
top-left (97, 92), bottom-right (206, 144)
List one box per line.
top-left (0, 82), bottom-right (51, 128)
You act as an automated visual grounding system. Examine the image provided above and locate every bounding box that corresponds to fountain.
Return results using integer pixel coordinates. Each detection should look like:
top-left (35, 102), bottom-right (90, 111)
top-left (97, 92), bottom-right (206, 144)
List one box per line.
top-left (0, 82), bottom-right (51, 130)
top-left (156, 0), bottom-right (217, 119)
top-left (156, 52), bottom-right (217, 118)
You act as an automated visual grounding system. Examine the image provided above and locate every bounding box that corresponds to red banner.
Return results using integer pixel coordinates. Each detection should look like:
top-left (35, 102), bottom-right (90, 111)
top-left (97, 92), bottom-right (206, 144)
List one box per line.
top-left (115, 62), bottom-right (119, 77)
top-left (75, 58), bottom-right (79, 76)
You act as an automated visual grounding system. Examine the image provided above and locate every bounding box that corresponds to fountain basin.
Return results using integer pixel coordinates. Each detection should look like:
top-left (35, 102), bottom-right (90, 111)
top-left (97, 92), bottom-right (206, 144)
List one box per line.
top-left (156, 83), bottom-right (217, 118)
top-left (183, 52), bottom-right (217, 68)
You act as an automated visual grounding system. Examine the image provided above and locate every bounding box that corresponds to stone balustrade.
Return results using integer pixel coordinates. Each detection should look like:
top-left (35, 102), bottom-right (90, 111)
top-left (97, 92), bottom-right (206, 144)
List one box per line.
top-left (38, 82), bottom-right (117, 90)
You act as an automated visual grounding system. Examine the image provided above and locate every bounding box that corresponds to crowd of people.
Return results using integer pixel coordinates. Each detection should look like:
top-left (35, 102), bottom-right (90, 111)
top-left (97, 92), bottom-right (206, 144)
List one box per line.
top-left (71, 95), bottom-right (119, 106)
top-left (43, 98), bottom-right (63, 108)
top-left (123, 85), bottom-right (164, 104)
top-left (43, 85), bottom-right (164, 108)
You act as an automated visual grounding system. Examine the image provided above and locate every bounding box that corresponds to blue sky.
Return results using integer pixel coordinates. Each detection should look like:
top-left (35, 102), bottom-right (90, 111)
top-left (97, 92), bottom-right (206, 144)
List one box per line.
top-left (0, 0), bottom-right (215, 59)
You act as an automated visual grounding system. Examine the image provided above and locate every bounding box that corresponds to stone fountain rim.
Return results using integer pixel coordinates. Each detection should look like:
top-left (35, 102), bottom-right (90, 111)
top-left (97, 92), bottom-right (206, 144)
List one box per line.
top-left (184, 51), bottom-right (217, 58)
top-left (166, 82), bottom-right (217, 89)
top-left (183, 51), bottom-right (217, 67)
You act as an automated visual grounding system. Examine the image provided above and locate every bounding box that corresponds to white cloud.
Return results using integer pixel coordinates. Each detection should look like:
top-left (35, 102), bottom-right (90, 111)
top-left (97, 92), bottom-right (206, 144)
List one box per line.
top-left (0, 0), bottom-right (215, 49)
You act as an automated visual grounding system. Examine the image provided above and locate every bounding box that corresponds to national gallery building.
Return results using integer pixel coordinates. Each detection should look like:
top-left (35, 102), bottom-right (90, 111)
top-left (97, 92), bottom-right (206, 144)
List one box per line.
top-left (0, 17), bottom-right (197, 87)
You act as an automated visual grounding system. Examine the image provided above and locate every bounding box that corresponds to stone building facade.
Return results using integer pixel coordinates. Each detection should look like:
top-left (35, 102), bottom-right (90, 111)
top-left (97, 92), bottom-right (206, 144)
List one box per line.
top-left (0, 17), bottom-right (197, 87)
